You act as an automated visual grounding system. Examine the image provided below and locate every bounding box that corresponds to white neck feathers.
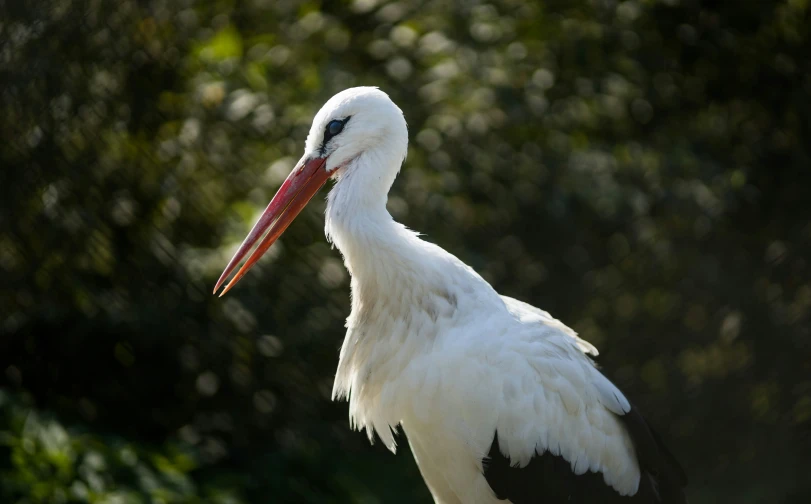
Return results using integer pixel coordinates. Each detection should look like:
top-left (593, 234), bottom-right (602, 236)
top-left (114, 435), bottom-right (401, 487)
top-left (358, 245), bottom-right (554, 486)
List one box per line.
top-left (325, 143), bottom-right (504, 450)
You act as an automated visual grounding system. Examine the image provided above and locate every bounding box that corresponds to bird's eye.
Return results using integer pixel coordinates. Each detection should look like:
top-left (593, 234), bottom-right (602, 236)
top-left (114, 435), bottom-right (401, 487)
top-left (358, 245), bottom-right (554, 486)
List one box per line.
top-left (326, 119), bottom-right (344, 138)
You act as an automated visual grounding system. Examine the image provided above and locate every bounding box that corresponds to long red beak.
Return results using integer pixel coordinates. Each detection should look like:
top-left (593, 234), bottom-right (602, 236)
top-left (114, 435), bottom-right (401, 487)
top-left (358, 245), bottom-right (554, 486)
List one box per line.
top-left (213, 156), bottom-right (330, 296)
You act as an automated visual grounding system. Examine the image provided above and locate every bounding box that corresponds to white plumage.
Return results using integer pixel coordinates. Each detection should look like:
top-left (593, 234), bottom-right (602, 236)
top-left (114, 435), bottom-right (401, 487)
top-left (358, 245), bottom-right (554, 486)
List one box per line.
top-left (215, 87), bottom-right (687, 504)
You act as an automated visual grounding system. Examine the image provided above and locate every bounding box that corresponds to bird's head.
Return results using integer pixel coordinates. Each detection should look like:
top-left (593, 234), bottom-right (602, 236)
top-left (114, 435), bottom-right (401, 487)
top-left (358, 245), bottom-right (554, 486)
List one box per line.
top-left (213, 86), bottom-right (408, 295)
top-left (307, 86), bottom-right (408, 174)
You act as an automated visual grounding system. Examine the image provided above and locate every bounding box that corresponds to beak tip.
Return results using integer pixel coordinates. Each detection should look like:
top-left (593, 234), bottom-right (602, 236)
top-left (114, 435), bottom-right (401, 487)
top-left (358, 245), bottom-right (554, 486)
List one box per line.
top-left (213, 273), bottom-right (230, 295)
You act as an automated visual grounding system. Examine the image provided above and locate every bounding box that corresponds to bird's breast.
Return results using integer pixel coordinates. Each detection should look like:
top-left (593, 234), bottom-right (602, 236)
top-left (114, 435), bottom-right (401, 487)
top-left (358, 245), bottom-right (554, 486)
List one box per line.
top-left (331, 277), bottom-right (475, 449)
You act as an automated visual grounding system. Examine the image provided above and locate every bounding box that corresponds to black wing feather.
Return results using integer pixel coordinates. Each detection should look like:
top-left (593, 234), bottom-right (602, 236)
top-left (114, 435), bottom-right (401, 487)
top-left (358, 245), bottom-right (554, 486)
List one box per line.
top-left (483, 403), bottom-right (687, 503)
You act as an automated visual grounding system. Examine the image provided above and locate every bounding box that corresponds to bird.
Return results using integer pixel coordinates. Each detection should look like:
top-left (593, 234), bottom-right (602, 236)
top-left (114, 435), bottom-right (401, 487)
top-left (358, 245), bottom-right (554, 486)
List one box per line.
top-left (213, 87), bottom-right (688, 503)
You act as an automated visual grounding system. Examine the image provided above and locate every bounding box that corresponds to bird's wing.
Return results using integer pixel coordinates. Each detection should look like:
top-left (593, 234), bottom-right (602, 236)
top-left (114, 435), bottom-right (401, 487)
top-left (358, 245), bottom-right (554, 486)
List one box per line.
top-left (475, 298), bottom-right (687, 503)
top-left (501, 295), bottom-right (599, 356)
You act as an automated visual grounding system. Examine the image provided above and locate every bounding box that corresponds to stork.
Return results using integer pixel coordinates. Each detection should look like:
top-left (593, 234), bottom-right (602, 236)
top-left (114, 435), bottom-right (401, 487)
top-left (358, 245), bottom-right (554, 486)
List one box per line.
top-left (214, 87), bottom-right (687, 503)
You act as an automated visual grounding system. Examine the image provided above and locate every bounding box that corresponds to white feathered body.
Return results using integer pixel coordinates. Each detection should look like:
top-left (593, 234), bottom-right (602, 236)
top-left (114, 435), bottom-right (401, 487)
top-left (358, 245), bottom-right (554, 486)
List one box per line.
top-left (327, 182), bottom-right (640, 503)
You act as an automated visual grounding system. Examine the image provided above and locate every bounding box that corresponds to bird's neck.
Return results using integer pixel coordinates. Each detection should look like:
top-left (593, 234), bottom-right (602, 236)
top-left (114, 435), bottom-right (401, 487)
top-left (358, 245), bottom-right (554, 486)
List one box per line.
top-left (326, 155), bottom-right (464, 435)
top-left (325, 152), bottom-right (504, 437)
top-left (325, 148), bottom-right (415, 279)
top-left (324, 149), bottom-right (463, 331)
top-left (325, 167), bottom-right (420, 287)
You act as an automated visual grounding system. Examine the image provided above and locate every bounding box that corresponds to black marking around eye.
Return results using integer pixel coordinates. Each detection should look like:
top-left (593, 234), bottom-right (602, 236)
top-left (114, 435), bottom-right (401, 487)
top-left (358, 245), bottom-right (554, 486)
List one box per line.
top-left (320, 116), bottom-right (351, 155)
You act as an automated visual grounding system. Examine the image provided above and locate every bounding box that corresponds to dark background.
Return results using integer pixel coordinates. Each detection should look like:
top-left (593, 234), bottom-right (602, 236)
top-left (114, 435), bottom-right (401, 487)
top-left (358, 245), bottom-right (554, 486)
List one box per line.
top-left (2, 0), bottom-right (810, 502)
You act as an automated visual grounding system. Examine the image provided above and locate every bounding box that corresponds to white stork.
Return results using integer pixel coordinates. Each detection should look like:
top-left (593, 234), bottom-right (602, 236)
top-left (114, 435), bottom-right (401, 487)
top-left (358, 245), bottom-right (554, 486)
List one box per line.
top-left (214, 87), bottom-right (687, 503)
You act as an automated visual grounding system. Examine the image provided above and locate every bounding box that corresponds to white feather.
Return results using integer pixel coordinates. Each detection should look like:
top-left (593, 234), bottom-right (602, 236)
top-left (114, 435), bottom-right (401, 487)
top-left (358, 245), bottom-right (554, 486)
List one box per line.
top-left (297, 87), bottom-right (642, 503)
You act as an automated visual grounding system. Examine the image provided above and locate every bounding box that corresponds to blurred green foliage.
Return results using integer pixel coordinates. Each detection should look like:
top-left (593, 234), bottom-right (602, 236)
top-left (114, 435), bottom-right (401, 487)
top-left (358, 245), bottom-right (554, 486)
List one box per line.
top-left (0, 392), bottom-right (245, 504)
top-left (1, 0), bottom-right (811, 502)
